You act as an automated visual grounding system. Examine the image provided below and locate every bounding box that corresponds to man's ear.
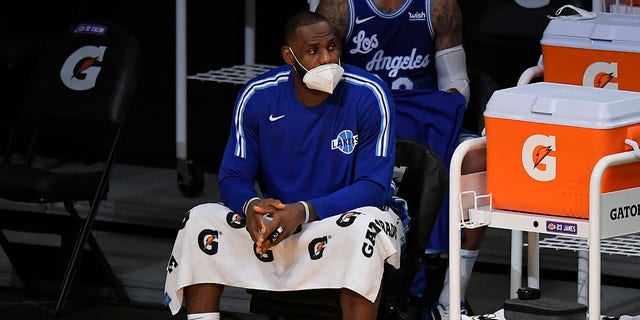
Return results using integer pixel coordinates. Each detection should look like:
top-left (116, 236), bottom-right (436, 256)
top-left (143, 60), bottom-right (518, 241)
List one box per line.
top-left (282, 45), bottom-right (294, 66)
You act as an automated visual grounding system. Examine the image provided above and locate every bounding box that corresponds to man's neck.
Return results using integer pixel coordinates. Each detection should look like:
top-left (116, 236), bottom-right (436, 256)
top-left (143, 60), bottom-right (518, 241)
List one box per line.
top-left (373, 0), bottom-right (408, 13)
top-left (293, 78), bottom-right (329, 108)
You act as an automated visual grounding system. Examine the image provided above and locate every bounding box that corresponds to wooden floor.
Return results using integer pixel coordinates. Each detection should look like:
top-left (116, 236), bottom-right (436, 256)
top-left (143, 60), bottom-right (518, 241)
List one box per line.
top-left (0, 286), bottom-right (269, 320)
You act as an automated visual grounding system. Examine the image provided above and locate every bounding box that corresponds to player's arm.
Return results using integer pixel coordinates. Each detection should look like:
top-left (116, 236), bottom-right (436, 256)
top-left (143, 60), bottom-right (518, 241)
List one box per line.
top-left (432, 0), bottom-right (470, 102)
top-left (315, 0), bottom-right (350, 42)
top-left (432, 0), bottom-right (463, 50)
top-left (218, 86), bottom-right (263, 215)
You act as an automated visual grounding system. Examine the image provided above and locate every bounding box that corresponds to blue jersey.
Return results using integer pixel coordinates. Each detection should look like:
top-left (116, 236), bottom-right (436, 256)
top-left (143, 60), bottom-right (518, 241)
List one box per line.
top-left (218, 64), bottom-right (396, 220)
top-left (395, 89), bottom-right (466, 252)
top-left (341, 0), bottom-right (467, 252)
top-left (342, 0), bottom-right (437, 91)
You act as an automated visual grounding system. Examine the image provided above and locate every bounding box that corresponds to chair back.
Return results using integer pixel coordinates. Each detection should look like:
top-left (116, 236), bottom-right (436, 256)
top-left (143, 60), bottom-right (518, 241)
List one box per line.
top-left (379, 139), bottom-right (447, 315)
top-left (4, 22), bottom-right (139, 165)
top-left (25, 22), bottom-right (139, 125)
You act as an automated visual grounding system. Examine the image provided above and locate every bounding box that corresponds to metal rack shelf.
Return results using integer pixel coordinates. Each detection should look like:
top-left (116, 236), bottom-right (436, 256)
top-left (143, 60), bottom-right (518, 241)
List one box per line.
top-left (448, 136), bottom-right (640, 320)
top-left (188, 64), bottom-right (276, 85)
top-left (539, 233), bottom-right (640, 257)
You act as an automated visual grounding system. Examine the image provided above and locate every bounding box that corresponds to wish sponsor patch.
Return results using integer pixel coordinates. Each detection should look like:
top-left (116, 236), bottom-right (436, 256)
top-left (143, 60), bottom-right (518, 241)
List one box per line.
top-left (546, 221), bottom-right (578, 235)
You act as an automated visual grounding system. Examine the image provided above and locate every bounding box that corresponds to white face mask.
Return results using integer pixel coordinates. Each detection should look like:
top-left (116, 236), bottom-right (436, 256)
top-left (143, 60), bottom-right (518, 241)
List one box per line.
top-left (288, 47), bottom-right (344, 94)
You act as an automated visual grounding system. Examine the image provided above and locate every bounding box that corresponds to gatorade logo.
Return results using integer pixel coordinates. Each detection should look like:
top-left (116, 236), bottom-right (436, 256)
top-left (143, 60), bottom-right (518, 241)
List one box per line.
top-left (522, 134), bottom-right (556, 182)
top-left (254, 243), bottom-right (274, 262)
top-left (225, 211), bottom-right (246, 229)
top-left (60, 45), bottom-right (107, 91)
top-left (197, 229), bottom-right (219, 255)
top-left (583, 62), bottom-right (618, 89)
top-left (308, 236), bottom-right (328, 260)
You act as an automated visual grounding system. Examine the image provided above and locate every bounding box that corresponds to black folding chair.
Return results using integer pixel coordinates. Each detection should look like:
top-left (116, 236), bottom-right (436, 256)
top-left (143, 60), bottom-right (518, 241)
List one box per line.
top-left (247, 139), bottom-right (447, 320)
top-left (0, 21), bottom-right (139, 315)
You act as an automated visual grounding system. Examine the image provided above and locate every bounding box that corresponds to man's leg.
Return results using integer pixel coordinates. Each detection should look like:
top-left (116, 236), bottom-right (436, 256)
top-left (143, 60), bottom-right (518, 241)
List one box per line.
top-left (460, 227), bottom-right (486, 303)
top-left (184, 283), bottom-right (225, 319)
top-left (340, 287), bottom-right (381, 320)
top-left (432, 147), bottom-right (487, 318)
top-left (436, 228), bottom-right (485, 312)
top-left (456, 147), bottom-right (487, 311)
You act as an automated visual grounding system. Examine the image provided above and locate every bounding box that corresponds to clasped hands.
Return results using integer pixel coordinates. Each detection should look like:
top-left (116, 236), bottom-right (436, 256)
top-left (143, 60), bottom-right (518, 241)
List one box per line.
top-left (246, 198), bottom-right (306, 254)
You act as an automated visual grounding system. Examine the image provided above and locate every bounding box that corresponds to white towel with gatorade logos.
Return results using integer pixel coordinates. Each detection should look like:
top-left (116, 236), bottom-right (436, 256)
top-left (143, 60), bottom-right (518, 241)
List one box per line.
top-left (163, 203), bottom-right (402, 315)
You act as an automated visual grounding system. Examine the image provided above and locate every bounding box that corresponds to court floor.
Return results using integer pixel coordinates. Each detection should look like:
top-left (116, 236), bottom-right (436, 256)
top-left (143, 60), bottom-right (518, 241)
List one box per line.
top-left (0, 163), bottom-right (638, 319)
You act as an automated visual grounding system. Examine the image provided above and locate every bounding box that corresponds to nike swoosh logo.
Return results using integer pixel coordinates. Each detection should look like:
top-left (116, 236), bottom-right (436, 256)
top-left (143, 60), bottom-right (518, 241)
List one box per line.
top-left (355, 16), bottom-right (375, 24)
top-left (269, 114), bottom-right (286, 121)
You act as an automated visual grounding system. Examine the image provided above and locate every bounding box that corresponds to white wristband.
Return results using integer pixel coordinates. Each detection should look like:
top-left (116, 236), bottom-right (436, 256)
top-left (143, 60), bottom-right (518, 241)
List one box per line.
top-left (243, 197), bottom-right (260, 216)
top-left (299, 201), bottom-right (310, 223)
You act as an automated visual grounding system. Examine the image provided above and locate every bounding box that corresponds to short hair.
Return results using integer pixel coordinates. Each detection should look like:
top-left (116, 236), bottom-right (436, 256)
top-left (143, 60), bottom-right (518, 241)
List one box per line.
top-left (283, 10), bottom-right (333, 44)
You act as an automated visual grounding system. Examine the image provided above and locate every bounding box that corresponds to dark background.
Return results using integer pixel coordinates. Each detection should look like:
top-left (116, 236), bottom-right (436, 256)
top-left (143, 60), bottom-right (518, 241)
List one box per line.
top-left (0, 0), bottom-right (591, 173)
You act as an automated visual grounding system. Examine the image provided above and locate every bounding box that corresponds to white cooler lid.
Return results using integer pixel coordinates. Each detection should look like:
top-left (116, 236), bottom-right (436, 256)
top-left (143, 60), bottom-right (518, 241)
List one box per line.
top-left (541, 12), bottom-right (640, 52)
top-left (484, 82), bottom-right (640, 128)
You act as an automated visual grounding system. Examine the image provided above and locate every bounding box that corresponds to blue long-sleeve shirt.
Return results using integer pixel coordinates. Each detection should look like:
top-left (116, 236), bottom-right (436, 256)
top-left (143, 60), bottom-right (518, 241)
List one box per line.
top-left (218, 64), bottom-right (395, 219)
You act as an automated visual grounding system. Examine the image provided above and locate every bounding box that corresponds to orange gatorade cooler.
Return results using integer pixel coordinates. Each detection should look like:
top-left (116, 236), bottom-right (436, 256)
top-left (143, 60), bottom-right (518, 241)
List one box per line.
top-left (541, 12), bottom-right (640, 91)
top-left (484, 82), bottom-right (640, 218)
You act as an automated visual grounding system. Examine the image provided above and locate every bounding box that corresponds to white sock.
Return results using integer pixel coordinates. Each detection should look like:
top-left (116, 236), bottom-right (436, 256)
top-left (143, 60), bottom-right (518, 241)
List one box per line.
top-left (438, 268), bottom-right (451, 307)
top-left (460, 249), bottom-right (479, 304)
top-left (437, 249), bottom-right (479, 306)
top-left (187, 312), bottom-right (220, 320)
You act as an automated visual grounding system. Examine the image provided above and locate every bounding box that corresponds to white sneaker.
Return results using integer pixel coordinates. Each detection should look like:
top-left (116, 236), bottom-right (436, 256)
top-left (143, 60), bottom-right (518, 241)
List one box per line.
top-left (430, 303), bottom-right (468, 320)
top-left (430, 303), bottom-right (449, 320)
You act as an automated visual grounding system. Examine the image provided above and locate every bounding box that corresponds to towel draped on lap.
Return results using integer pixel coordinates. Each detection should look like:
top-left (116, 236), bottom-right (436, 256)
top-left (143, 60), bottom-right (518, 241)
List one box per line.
top-left (163, 203), bottom-right (402, 315)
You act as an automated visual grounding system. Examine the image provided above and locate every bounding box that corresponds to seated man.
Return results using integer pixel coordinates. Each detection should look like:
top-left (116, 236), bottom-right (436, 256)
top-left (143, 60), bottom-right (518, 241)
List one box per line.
top-left (316, 1), bottom-right (487, 318)
top-left (163, 11), bottom-right (402, 320)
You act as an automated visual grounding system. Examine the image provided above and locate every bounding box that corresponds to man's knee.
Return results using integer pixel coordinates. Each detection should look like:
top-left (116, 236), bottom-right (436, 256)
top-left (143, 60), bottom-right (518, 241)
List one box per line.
top-left (461, 148), bottom-right (486, 175)
top-left (184, 283), bottom-right (224, 313)
top-left (340, 287), bottom-right (380, 320)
